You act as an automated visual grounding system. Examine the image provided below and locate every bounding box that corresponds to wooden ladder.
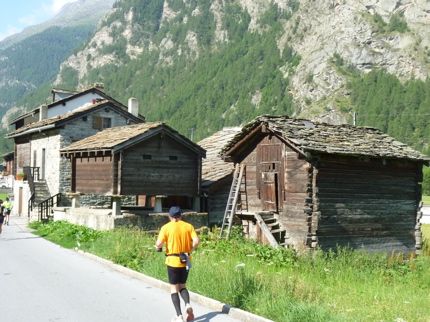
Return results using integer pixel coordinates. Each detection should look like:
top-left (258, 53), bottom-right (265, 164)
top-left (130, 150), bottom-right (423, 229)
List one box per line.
top-left (220, 164), bottom-right (245, 238)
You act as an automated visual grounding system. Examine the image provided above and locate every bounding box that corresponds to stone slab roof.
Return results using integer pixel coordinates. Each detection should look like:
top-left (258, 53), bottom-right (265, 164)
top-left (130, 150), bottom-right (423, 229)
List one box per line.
top-left (7, 99), bottom-right (142, 138)
top-left (222, 115), bottom-right (428, 162)
top-left (62, 122), bottom-right (162, 151)
top-left (198, 127), bottom-right (242, 188)
top-left (61, 122), bottom-right (206, 157)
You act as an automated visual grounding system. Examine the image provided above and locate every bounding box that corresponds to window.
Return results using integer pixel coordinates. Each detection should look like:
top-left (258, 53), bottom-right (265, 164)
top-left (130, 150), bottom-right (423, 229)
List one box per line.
top-left (142, 154), bottom-right (152, 160)
top-left (169, 156), bottom-right (178, 161)
top-left (92, 116), bottom-right (111, 130)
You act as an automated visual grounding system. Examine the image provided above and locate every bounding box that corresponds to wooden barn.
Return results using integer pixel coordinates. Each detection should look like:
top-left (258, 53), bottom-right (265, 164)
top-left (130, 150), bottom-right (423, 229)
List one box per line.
top-left (199, 127), bottom-right (241, 225)
top-left (60, 122), bottom-right (206, 211)
top-left (221, 115), bottom-right (428, 253)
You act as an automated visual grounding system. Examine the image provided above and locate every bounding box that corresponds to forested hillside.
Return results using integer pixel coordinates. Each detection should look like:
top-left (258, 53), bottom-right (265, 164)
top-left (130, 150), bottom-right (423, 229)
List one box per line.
top-left (0, 25), bottom-right (93, 111)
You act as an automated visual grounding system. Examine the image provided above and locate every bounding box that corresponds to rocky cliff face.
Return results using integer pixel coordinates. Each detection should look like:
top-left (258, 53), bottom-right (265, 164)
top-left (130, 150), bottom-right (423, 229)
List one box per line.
top-left (55, 0), bottom-right (429, 124)
top-left (278, 0), bottom-right (430, 120)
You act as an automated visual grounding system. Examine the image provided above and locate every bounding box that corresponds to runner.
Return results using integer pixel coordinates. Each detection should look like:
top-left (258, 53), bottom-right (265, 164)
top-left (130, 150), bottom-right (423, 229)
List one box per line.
top-left (155, 206), bottom-right (200, 322)
top-left (3, 197), bottom-right (12, 225)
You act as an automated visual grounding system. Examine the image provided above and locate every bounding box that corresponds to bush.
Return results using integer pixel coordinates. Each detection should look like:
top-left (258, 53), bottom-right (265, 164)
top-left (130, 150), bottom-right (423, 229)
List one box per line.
top-left (423, 167), bottom-right (430, 195)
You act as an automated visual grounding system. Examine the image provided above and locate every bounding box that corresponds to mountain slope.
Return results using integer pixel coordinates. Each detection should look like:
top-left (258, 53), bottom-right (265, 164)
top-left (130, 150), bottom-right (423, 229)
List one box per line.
top-left (0, 0), bottom-right (115, 50)
top-left (0, 25), bottom-right (93, 111)
top-left (52, 0), bottom-right (430, 146)
top-left (0, 0), bottom-right (115, 116)
top-left (4, 0), bottom-right (427, 156)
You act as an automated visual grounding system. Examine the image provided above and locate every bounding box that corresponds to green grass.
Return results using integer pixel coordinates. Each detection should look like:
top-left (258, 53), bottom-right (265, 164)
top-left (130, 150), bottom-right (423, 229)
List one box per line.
top-left (29, 221), bottom-right (430, 322)
top-left (422, 195), bottom-right (430, 205)
top-left (423, 225), bottom-right (430, 256)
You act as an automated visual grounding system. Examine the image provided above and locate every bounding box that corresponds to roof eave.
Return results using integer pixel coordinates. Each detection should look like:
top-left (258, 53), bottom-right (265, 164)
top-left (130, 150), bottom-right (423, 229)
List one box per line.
top-left (7, 123), bottom-right (57, 139)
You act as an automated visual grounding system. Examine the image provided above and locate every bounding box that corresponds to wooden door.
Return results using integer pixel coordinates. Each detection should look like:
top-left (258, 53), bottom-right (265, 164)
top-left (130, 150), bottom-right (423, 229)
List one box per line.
top-left (261, 172), bottom-right (279, 212)
top-left (257, 136), bottom-right (285, 212)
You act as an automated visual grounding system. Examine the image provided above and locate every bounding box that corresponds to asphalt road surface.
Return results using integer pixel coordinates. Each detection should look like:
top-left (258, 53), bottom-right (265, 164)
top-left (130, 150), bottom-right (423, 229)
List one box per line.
top-left (0, 215), bottom-right (240, 322)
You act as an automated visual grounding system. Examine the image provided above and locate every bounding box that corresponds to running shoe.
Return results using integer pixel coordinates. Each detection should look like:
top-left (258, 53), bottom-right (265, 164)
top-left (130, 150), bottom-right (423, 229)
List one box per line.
top-left (185, 304), bottom-right (194, 321)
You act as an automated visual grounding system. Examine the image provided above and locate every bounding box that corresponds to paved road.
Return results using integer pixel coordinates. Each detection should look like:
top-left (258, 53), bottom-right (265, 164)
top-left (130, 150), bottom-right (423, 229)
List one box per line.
top-left (0, 216), bottom-right (239, 322)
top-left (421, 206), bottom-right (430, 224)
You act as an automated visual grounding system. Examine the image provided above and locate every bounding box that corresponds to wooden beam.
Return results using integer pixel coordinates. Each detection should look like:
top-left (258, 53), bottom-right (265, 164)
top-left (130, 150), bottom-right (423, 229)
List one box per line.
top-left (117, 151), bottom-right (123, 195)
top-left (254, 213), bottom-right (280, 248)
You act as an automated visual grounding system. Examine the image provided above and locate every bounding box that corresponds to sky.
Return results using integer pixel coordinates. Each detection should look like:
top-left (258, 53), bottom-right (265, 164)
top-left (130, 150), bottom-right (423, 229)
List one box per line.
top-left (0, 0), bottom-right (78, 41)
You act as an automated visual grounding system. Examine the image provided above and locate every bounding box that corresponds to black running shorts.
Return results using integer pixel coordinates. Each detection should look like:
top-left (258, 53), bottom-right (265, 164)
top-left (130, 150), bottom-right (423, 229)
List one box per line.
top-left (167, 266), bottom-right (189, 284)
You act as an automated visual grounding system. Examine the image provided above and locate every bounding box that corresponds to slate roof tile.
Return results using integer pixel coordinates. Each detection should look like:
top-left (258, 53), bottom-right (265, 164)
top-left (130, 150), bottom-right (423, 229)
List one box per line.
top-left (222, 115), bottom-right (428, 161)
top-left (199, 127), bottom-right (242, 187)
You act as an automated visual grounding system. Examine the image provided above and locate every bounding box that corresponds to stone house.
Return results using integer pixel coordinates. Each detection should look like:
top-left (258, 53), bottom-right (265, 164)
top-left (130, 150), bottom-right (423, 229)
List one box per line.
top-left (221, 115), bottom-right (428, 253)
top-left (7, 86), bottom-right (144, 218)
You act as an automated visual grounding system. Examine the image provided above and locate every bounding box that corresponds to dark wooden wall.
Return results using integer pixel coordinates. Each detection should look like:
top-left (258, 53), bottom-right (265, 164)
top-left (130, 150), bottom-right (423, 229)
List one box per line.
top-left (121, 134), bottom-right (200, 196)
top-left (15, 141), bottom-right (31, 173)
top-left (208, 175), bottom-right (232, 225)
top-left (315, 155), bottom-right (421, 252)
top-left (241, 149), bottom-right (259, 212)
top-left (238, 134), bottom-right (311, 249)
top-left (74, 155), bottom-right (113, 194)
top-left (281, 146), bottom-right (311, 249)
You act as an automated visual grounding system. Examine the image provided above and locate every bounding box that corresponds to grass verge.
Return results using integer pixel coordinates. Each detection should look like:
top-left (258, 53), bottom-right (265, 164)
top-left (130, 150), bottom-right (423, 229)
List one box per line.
top-left (0, 193), bottom-right (9, 200)
top-left (30, 221), bottom-right (430, 322)
top-left (422, 195), bottom-right (430, 205)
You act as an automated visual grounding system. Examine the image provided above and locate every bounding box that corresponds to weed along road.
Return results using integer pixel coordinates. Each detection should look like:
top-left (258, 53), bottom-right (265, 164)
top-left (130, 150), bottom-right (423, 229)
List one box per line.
top-left (0, 216), bottom-right (240, 322)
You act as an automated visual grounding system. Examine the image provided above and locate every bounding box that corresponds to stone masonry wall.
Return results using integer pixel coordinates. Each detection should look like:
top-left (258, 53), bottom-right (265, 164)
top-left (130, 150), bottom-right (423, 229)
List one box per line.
top-left (59, 106), bottom-right (134, 195)
top-left (78, 194), bottom-right (136, 207)
top-left (53, 206), bottom-right (208, 231)
top-left (30, 130), bottom-right (62, 195)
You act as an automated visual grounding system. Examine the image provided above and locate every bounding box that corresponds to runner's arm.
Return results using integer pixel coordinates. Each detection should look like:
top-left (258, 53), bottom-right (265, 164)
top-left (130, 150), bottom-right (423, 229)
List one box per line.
top-left (155, 239), bottom-right (164, 249)
top-left (155, 227), bottom-right (166, 250)
top-left (191, 236), bottom-right (200, 252)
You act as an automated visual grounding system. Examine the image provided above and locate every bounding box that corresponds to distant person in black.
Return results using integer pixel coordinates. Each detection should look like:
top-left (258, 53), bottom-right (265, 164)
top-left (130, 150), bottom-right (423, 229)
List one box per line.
top-left (0, 200), bottom-right (4, 234)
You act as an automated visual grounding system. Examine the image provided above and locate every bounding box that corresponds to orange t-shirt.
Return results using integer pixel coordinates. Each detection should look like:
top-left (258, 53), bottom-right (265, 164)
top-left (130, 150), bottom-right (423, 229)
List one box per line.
top-left (157, 220), bottom-right (197, 268)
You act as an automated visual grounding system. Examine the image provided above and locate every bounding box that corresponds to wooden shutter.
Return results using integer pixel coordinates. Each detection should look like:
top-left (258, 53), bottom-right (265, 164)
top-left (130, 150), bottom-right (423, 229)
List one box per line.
top-left (92, 116), bottom-right (102, 130)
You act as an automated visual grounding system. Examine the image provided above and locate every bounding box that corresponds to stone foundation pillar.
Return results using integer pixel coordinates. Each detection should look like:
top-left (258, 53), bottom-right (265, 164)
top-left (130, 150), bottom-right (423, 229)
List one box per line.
top-left (112, 196), bottom-right (122, 217)
top-left (154, 195), bottom-right (166, 212)
top-left (66, 192), bottom-right (82, 209)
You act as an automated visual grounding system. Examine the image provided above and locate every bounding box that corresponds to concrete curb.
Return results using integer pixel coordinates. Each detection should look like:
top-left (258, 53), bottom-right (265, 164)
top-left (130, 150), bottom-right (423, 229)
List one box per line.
top-left (76, 250), bottom-right (274, 322)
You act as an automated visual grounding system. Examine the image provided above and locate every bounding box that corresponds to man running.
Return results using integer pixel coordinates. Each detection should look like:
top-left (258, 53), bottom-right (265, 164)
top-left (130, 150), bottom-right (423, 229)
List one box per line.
top-left (156, 206), bottom-right (200, 322)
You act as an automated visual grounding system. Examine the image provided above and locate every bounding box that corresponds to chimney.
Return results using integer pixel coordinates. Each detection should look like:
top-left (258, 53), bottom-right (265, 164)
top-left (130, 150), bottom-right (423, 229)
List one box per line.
top-left (39, 104), bottom-right (48, 121)
top-left (94, 82), bottom-right (104, 90)
top-left (128, 97), bottom-right (139, 117)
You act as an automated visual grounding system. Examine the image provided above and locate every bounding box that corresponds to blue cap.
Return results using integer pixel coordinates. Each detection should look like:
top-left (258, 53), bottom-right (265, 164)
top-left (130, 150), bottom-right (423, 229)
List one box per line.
top-left (169, 206), bottom-right (182, 217)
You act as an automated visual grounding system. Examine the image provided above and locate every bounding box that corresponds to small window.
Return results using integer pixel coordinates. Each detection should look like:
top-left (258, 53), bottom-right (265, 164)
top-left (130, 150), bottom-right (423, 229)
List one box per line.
top-left (82, 116), bottom-right (87, 121)
top-left (142, 154), bottom-right (152, 160)
top-left (169, 156), bottom-right (178, 161)
top-left (102, 117), bottom-right (111, 128)
top-left (93, 116), bottom-right (111, 130)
